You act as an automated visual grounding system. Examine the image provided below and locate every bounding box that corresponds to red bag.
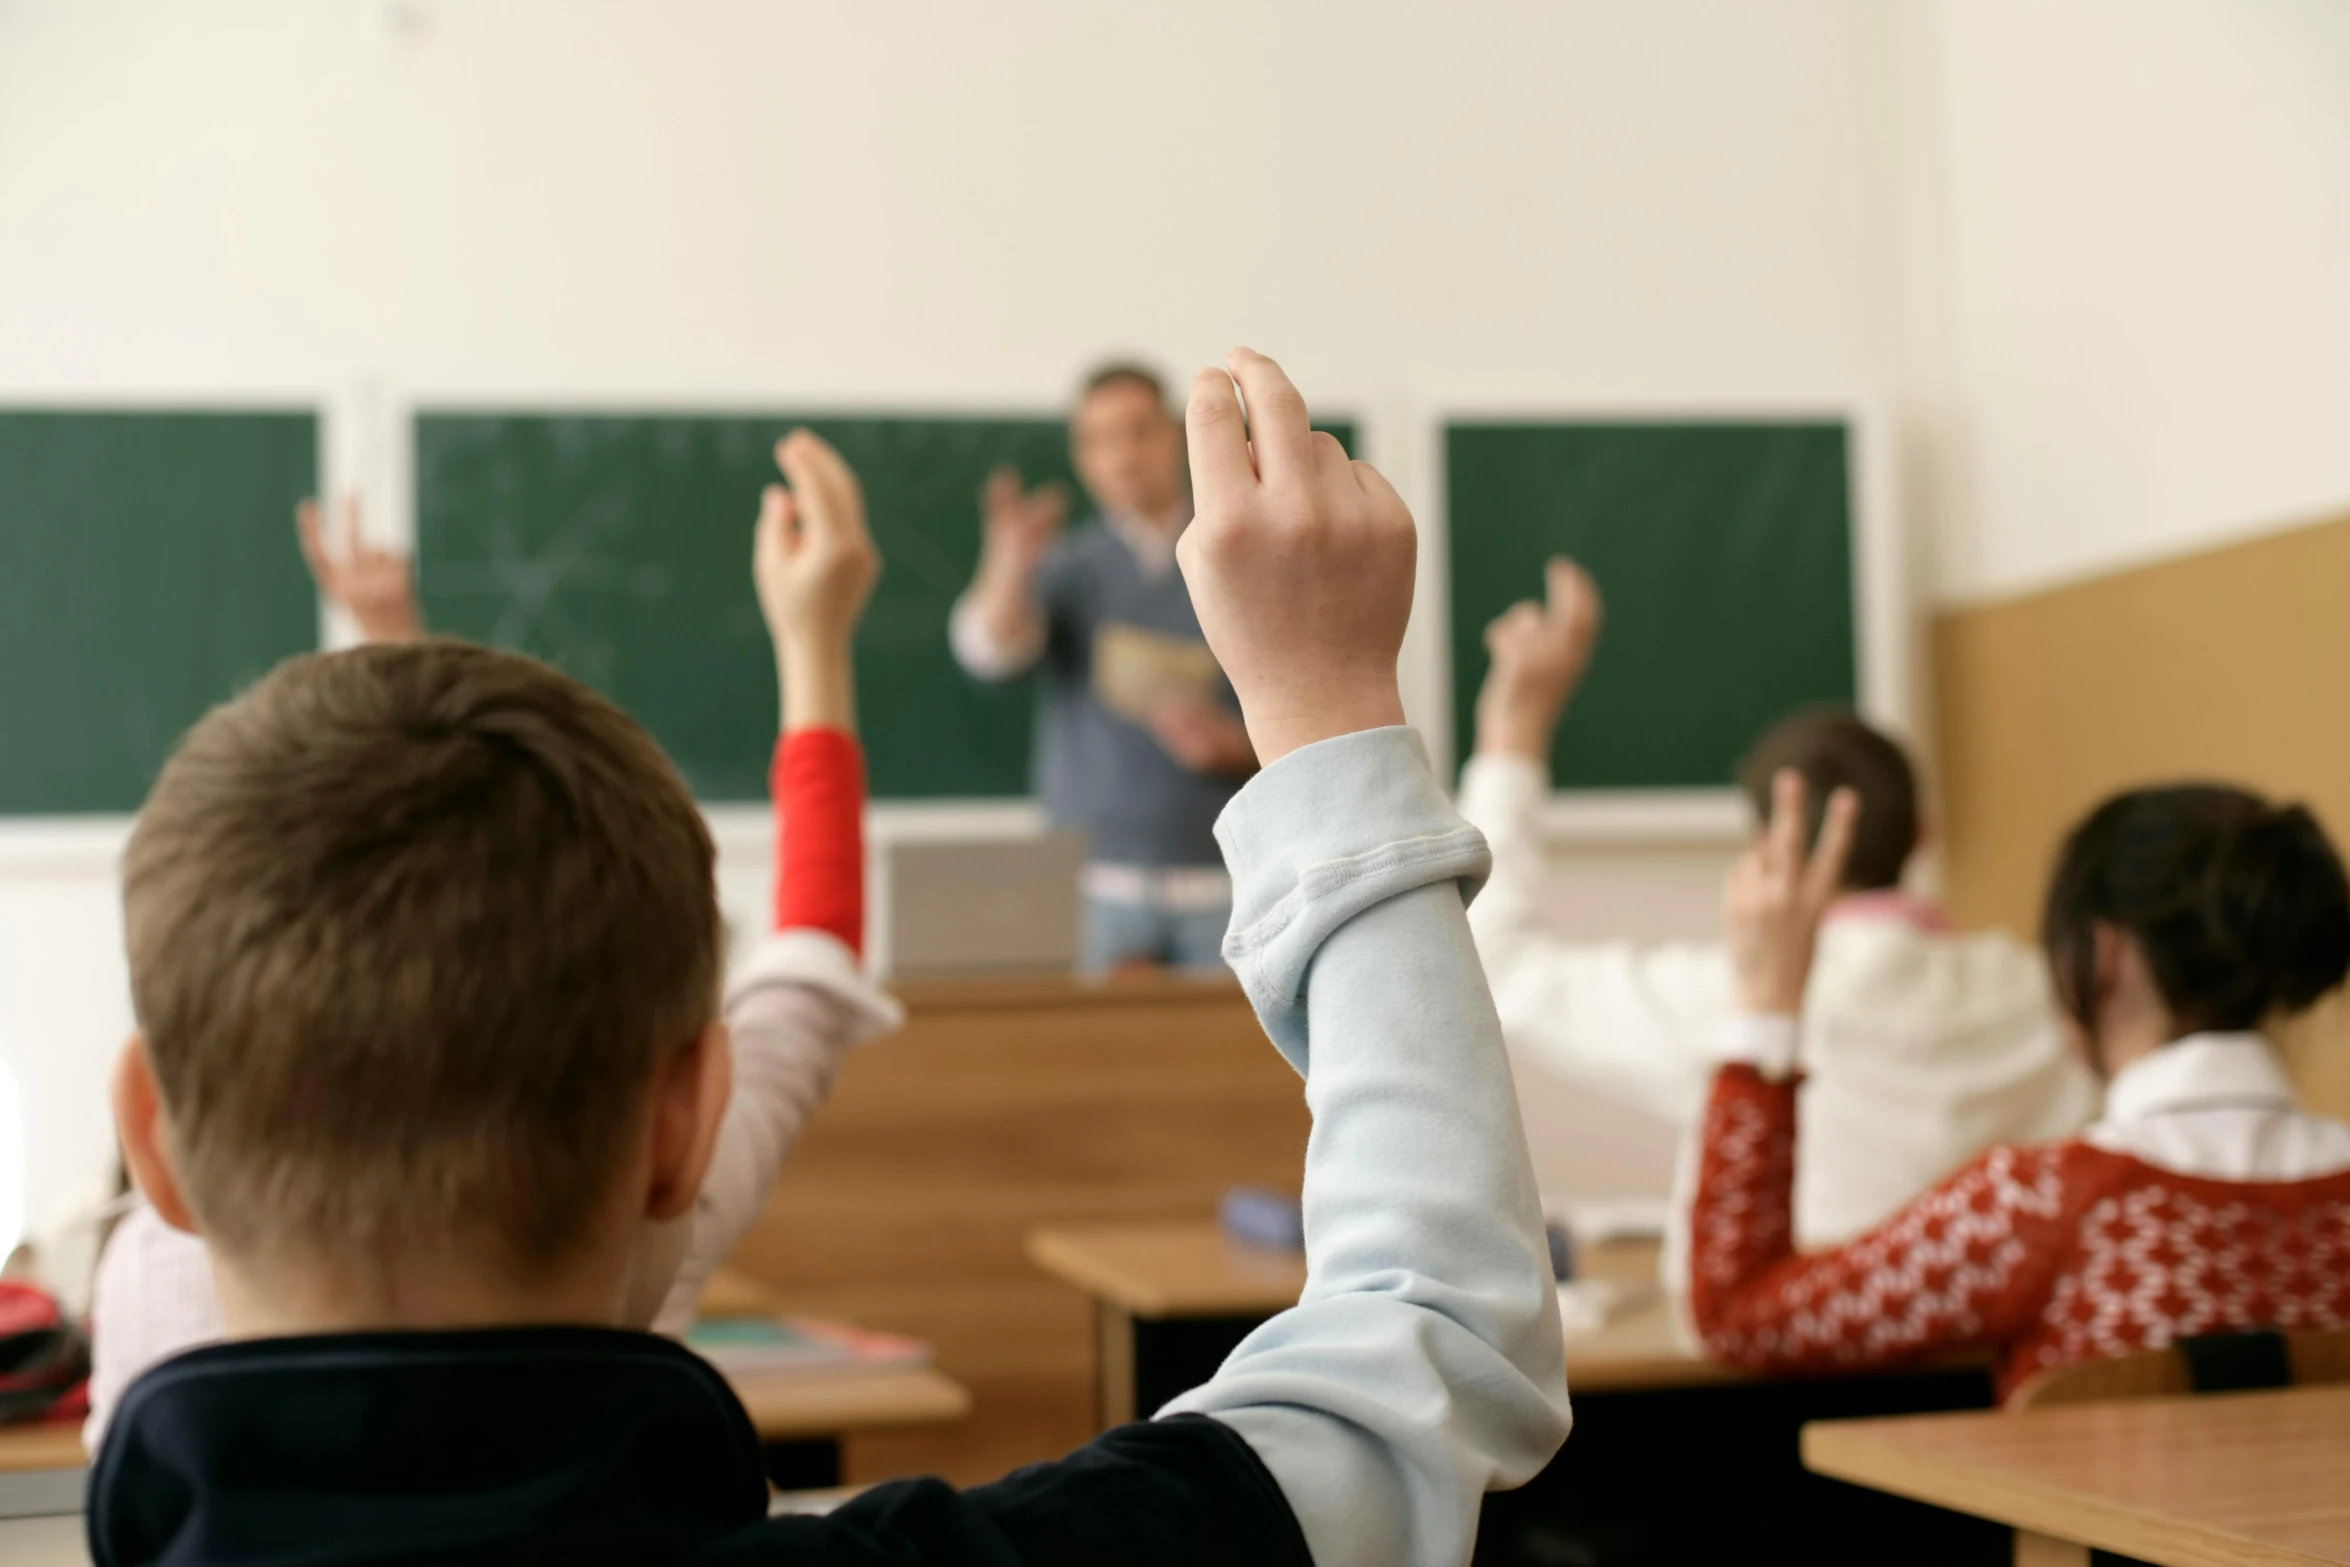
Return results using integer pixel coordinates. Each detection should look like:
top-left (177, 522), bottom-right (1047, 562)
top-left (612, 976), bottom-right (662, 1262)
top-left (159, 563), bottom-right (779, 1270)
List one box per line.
top-left (0, 1280), bottom-right (89, 1426)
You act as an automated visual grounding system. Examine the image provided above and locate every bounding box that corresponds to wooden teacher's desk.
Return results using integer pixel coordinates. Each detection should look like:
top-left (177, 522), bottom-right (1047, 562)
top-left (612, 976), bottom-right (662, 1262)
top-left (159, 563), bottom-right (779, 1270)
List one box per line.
top-left (725, 972), bottom-right (1312, 1485)
top-left (1805, 1384), bottom-right (2350, 1567)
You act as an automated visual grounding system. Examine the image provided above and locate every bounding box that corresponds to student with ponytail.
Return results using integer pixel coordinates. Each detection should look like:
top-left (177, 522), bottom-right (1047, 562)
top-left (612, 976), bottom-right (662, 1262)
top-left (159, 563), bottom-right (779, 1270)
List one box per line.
top-left (1686, 777), bottom-right (2350, 1401)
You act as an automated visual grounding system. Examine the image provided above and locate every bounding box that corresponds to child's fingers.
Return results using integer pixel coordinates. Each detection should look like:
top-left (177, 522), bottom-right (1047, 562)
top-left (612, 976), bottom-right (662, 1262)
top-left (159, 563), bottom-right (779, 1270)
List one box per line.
top-left (775, 431), bottom-right (852, 543)
top-left (1485, 601), bottom-right (1539, 652)
top-left (1186, 367), bottom-right (1253, 514)
top-left (1765, 768), bottom-right (1808, 879)
top-left (296, 499), bottom-right (331, 581)
top-left (1803, 787), bottom-right (1862, 910)
top-left (1310, 430), bottom-right (1353, 489)
top-left (800, 431), bottom-right (865, 530)
top-left (1544, 557), bottom-right (1585, 615)
top-left (756, 482), bottom-right (797, 568)
top-left (334, 493), bottom-right (364, 563)
top-left (1350, 458), bottom-right (1408, 521)
top-left (1223, 347), bottom-right (1314, 486)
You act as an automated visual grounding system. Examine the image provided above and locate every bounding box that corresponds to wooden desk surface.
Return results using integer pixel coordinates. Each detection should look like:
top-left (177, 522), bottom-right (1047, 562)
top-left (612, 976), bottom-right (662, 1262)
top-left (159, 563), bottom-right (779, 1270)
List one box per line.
top-left (1025, 1220), bottom-right (1755, 1395)
top-left (1804, 1384), bottom-right (2350, 1567)
top-left (732, 1367), bottom-right (973, 1442)
top-left (0, 1422), bottom-right (84, 1476)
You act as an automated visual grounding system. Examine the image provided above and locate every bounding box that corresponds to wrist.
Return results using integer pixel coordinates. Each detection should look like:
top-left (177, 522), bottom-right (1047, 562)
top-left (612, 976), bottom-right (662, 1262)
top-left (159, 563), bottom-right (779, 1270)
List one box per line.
top-left (1242, 686), bottom-right (1408, 766)
top-left (355, 608), bottom-right (425, 645)
top-left (778, 633), bottom-right (857, 734)
top-left (1733, 976), bottom-right (1807, 1016)
top-left (1475, 689), bottom-right (1562, 764)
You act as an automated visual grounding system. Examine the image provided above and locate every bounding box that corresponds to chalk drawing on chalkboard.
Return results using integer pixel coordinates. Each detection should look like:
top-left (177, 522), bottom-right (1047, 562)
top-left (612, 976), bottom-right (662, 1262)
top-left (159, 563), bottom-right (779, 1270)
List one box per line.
top-left (424, 501), bottom-right (670, 683)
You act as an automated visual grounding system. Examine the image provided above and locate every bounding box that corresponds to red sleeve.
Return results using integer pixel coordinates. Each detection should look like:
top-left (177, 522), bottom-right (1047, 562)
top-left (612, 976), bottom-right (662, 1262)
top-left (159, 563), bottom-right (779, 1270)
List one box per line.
top-left (773, 728), bottom-right (865, 954)
top-left (1686, 1065), bottom-right (2076, 1376)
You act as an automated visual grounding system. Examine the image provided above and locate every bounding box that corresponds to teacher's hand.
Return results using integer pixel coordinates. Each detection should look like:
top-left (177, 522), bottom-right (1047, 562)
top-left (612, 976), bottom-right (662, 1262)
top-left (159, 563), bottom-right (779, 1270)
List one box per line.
top-left (978, 466), bottom-right (1068, 581)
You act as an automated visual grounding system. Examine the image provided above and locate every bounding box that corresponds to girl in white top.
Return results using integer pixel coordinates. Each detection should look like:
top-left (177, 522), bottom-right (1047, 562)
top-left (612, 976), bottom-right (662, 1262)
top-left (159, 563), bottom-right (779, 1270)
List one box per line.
top-left (1460, 561), bottom-right (2097, 1252)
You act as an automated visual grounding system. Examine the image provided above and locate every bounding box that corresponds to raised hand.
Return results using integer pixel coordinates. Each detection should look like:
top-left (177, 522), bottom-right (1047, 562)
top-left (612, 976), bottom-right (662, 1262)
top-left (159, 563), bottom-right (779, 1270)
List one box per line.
top-left (978, 466), bottom-right (1069, 579)
top-left (1475, 557), bottom-right (1603, 763)
top-left (297, 496), bottom-right (422, 644)
top-left (1723, 769), bottom-right (1860, 1016)
top-left (1177, 348), bottom-right (1414, 765)
top-left (754, 429), bottom-right (882, 732)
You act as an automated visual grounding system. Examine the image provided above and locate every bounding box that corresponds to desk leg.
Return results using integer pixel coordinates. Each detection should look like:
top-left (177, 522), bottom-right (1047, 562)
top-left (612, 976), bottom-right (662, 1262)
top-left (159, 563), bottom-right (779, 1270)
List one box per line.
top-left (1096, 1301), bottom-right (1138, 1429)
top-left (2014, 1532), bottom-right (2089, 1567)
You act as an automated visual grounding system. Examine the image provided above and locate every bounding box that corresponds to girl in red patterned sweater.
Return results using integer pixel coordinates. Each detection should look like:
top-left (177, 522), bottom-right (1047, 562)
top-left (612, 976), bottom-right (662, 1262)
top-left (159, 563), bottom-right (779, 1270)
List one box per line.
top-left (1688, 771), bottom-right (2350, 1402)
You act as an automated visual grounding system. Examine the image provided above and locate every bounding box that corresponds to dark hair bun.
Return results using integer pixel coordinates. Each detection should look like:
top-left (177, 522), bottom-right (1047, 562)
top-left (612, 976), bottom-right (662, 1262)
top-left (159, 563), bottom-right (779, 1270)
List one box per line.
top-left (2043, 785), bottom-right (2350, 1033)
top-left (2209, 803), bottom-right (2350, 1013)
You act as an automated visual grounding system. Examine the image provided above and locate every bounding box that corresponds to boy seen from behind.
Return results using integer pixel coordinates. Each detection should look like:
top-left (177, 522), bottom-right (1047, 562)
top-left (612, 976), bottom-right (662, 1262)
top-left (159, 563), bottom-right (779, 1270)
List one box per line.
top-left (84, 436), bottom-right (898, 1444)
top-left (91, 350), bottom-right (1571, 1567)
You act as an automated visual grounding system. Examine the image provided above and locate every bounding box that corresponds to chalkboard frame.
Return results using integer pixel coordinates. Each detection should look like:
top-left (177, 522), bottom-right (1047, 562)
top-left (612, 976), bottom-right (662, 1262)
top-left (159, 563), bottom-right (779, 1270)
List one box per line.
top-left (1422, 396), bottom-right (1911, 843)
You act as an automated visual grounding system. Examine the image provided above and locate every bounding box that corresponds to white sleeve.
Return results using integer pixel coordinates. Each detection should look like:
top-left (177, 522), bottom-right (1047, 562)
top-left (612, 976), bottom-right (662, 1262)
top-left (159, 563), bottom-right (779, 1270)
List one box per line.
top-left (949, 589), bottom-right (1046, 681)
top-left (650, 930), bottom-right (903, 1336)
top-left (82, 1203), bottom-right (226, 1452)
top-left (1456, 753), bottom-right (1729, 1128)
top-left (1162, 727), bottom-right (1572, 1567)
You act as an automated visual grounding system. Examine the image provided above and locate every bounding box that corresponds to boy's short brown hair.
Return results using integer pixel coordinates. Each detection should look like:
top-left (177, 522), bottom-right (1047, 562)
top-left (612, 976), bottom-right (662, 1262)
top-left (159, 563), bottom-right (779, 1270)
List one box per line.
top-left (1736, 706), bottom-right (1920, 892)
top-left (123, 642), bottom-right (721, 1271)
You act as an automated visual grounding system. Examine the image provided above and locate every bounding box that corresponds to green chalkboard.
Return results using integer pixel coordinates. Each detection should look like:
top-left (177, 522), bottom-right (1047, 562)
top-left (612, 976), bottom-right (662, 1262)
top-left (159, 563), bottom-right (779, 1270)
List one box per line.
top-left (416, 411), bottom-right (1357, 803)
top-left (1447, 421), bottom-right (1855, 789)
top-left (416, 413), bottom-right (1065, 801)
top-left (0, 409), bottom-right (320, 814)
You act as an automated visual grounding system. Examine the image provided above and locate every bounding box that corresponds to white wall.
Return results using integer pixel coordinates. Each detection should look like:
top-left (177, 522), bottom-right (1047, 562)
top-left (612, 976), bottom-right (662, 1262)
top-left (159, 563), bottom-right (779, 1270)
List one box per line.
top-left (1915, 0), bottom-right (2350, 605)
top-left (0, 0), bottom-right (1912, 1282)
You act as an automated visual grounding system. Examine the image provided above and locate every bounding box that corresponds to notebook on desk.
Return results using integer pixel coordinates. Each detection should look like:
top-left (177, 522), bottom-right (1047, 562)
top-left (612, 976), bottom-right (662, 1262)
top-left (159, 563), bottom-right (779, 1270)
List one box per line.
top-left (686, 1317), bottom-right (933, 1380)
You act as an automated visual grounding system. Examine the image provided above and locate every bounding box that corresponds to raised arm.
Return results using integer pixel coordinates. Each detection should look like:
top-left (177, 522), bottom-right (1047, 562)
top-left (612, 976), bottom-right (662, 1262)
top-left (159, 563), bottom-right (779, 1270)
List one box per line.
top-left (650, 431), bottom-right (902, 1332)
top-left (1156, 350), bottom-right (1570, 1567)
top-left (1456, 561), bottom-right (1730, 1122)
top-left (948, 466), bottom-right (1067, 679)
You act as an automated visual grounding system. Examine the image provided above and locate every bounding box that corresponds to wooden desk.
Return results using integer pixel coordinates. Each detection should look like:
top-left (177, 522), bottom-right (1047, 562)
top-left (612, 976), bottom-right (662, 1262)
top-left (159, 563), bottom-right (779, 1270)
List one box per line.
top-left (728, 973), bottom-right (1309, 1484)
top-left (1805, 1385), bottom-right (2350, 1567)
top-left (1026, 1219), bottom-right (1746, 1425)
top-left (0, 1422), bottom-right (83, 1477)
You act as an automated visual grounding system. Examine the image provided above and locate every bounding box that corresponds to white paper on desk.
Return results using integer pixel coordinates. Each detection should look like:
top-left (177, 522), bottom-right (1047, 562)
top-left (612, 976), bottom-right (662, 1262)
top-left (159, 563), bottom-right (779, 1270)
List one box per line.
top-left (1558, 1278), bottom-right (1634, 1335)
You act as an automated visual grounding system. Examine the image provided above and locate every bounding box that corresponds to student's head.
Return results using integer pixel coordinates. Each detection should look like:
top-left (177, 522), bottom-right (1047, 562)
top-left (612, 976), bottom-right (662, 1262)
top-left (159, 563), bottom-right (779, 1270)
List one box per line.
top-left (113, 642), bottom-right (730, 1324)
top-left (2041, 784), bottom-right (2350, 1072)
top-left (1736, 707), bottom-right (1919, 892)
top-left (1071, 361), bottom-right (1184, 523)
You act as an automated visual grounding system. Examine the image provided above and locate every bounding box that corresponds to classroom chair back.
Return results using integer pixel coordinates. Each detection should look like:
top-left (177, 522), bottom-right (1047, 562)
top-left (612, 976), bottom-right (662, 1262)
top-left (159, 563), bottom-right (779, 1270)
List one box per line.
top-left (2008, 1325), bottom-right (2350, 1412)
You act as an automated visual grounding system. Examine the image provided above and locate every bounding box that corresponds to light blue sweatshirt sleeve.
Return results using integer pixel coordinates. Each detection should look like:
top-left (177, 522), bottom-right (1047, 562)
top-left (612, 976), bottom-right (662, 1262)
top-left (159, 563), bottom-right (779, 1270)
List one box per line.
top-left (1160, 727), bottom-right (1573, 1567)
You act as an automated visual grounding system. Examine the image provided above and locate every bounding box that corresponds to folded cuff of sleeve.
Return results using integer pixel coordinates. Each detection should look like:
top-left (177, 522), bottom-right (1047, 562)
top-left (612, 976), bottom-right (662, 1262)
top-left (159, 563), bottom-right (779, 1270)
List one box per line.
top-left (1214, 726), bottom-right (1490, 1074)
top-left (1712, 1013), bottom-right (1801, 1079)
top-left (725, 929), bottom-right (904, 1045)
top-left (1456, 751), bottom-right (1548, 825)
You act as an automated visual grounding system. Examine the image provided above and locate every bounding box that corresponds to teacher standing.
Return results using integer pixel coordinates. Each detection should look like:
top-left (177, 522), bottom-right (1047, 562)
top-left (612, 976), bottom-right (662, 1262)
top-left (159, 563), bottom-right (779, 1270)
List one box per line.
top-left (950, 363), bottom-right (1255, 972)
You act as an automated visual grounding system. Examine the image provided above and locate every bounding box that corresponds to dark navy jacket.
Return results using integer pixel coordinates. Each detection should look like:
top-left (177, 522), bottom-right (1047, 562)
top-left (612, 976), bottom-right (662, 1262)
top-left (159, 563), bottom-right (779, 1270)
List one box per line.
top-left (88, 1327), bottom-right (1312, 1566)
